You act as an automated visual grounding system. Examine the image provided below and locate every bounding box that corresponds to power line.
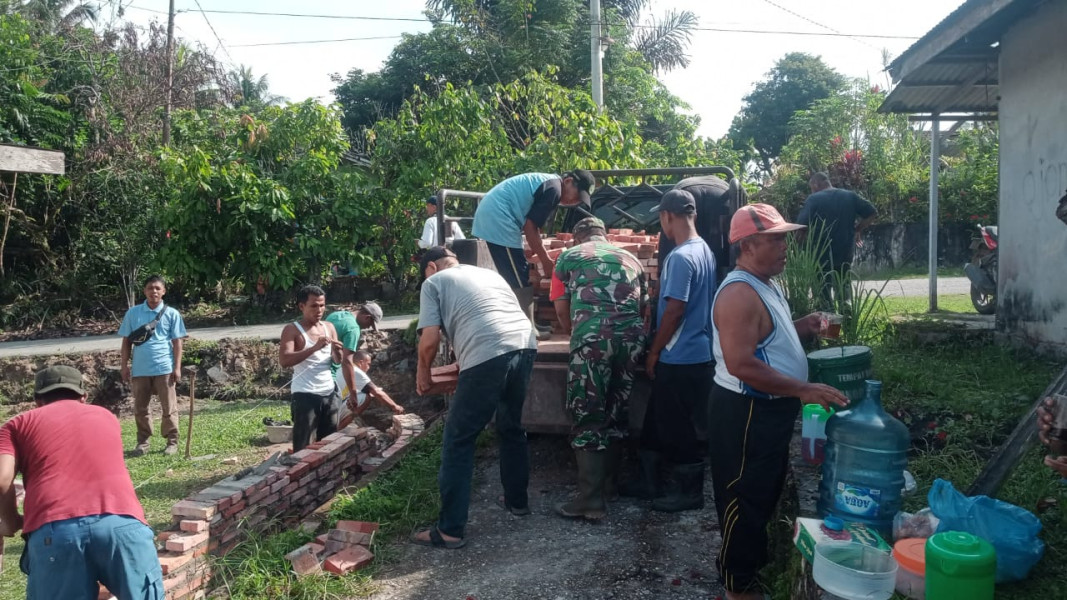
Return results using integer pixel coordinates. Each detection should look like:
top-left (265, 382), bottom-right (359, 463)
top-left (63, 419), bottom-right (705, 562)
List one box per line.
top-left (193, 8), bottom-right (429, 23)
top-left (190, 0), bottom-right (235, 65)
top-left (230, 35), bottom-right (404, 48)
top-left (759, 0), bottom-right (880, 49)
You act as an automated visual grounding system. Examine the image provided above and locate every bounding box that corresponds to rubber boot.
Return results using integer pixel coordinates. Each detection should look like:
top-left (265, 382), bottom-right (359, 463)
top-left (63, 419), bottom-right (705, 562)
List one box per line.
top-left (618, 450), bottom-right (660, 500)
top-left (557, 450), bottom-right (607, 520)
top-left (604, 444), bottom-right (622, 502)
top-left (651, 462), bottom-right (705, 513)
top-left (515, 286), bottom-right (552, 341)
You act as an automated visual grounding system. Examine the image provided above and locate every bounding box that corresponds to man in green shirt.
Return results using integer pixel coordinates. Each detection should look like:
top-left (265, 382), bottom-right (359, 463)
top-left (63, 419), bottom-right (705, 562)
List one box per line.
top-left (550, 217), bottom-right (647, 520)
top-left (326, 302), bottom-right (383, 412)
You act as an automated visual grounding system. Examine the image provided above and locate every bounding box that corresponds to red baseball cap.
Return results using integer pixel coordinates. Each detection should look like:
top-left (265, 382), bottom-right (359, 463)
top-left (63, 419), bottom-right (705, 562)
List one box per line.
top-left (729, 203), bottom-right (806, 244)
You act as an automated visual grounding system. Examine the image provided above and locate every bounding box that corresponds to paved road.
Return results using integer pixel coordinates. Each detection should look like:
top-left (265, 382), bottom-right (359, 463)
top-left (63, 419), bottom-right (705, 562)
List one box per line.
top-left (0, 314), bottom-right (418, 359)
top-left (862, 276), bottom-right (968, 298)
top-left (0, 277), bottom-right (971, 359)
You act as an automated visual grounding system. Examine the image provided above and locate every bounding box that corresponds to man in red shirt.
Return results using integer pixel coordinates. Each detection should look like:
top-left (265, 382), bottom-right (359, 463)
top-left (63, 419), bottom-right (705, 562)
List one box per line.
top-left (0, 365), bottom-right (163, 600)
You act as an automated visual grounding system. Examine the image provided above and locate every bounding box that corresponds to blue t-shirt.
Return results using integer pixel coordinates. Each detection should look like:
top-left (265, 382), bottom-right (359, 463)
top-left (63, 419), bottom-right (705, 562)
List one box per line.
top-left (472, 173), bottom-right (560, 248)
top-left (656, 237), bottom-right (717, 365)
top-left (118, 302), bottom-right (188, 377)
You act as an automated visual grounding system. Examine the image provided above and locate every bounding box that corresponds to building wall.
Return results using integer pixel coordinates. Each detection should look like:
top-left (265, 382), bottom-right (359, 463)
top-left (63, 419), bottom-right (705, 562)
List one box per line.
top-left (998, 0), bottom-right (1067, 354)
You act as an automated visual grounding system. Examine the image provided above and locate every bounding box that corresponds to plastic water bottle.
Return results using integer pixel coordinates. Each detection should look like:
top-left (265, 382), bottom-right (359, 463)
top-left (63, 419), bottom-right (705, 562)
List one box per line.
top-left (818, 380), bottom-right (910, 536)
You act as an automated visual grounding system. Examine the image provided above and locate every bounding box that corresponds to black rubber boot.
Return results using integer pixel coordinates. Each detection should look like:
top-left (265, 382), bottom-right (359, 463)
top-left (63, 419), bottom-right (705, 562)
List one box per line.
top-left (651, 462), bottom-right (705, 513)
top-left (557, 450), bottom-right (607, 520)
top-left (604, 444), bottom-right (623, 502)
top-left (618, 450), bottom-right (660, 500)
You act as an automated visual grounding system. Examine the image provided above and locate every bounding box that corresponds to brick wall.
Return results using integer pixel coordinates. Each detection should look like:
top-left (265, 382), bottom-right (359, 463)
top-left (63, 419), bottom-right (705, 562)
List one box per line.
top-left (528, 229), bottom-right (659, 333)
top-left (152, 415), bottom-right (425, 600)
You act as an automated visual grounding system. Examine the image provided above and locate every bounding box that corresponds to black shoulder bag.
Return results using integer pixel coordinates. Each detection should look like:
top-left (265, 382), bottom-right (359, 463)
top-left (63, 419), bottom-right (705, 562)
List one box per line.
top-left (129, 303), bottom-right (165, 346)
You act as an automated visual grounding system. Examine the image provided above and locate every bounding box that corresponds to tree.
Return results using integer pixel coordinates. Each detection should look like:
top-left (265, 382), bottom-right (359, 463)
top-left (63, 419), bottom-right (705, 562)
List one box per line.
top-left (8, 0), bottom-right (97, 31)
top-left (729, 52), bottom-right (847, 177)
top-left (225, 65), bottom-right (285, 109)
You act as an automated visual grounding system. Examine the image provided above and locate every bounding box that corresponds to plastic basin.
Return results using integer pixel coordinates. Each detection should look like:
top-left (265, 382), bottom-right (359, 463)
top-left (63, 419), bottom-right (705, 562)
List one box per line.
top-left (813, 541), bottom-right (898, 600)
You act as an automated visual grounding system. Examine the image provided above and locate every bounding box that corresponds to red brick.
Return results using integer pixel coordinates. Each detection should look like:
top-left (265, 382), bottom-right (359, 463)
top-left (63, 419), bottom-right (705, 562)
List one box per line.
top-left (222, 500), bottom-right (246, 518)
top-left (158, 551), bottom-right (194, 575)
top-left (328, 528), bottom-right (373, 547)
top-left (306, 441), bottom-right (326, 450)
top-left (166, 531), bottom-right (209, 553)
top-left (336, 520), bottom-right (379, 535)
top-left (179, 520), bottom-right (208, 533)
top-left (303, 451), bottom-right (327, 468)
top-left (158, 531), bottom-right (179, 543)
top-left (163, 570), bottom-right (188, 592)
top-left (288, 461), bottom-right (310, 479)
top-left (290, 449), bottom-right (314, 461)
top-left (323, 545), bottom-right (374, 575)
top-left (270, 477), bottom-right (290, 494)
top-left (282, 482), bottom-right (299, 495)
top-left (285, 545), bottom-right (322, 576)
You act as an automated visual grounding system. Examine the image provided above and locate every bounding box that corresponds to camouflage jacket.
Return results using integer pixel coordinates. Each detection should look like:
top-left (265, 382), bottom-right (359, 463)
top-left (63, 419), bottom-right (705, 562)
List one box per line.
top-left (554, 240), bottom-right (645, 348)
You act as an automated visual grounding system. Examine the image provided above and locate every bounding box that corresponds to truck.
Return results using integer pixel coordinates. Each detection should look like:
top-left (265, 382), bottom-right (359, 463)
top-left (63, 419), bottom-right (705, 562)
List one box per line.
top-left (432, 166), bottom-right (744, 434)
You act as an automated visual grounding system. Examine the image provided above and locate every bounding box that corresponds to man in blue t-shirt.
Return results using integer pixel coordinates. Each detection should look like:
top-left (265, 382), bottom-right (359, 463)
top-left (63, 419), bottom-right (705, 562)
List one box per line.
top-left (472, 170), bottom-right (595, 290)
top-left (118, 275), bottom-right (188, 456)
top-left (644, 189), bottom-right (716, 513)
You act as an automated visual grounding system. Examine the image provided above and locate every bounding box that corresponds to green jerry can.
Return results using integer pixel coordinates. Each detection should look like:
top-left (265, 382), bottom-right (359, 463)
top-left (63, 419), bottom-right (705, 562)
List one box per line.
top-left (925, 531), bottom-right (996, 600)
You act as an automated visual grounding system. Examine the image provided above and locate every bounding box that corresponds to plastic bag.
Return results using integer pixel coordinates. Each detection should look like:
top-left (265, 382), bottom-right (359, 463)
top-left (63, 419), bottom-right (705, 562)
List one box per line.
top-left (928, 478), bottom-right (1045, 583)
top-left (893, 508), bottom-right (939, 540)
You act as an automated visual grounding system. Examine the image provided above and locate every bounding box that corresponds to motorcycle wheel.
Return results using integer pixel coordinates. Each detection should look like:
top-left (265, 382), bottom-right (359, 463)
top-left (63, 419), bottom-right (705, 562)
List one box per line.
top-left (970, 283), bottom-right (996, 314)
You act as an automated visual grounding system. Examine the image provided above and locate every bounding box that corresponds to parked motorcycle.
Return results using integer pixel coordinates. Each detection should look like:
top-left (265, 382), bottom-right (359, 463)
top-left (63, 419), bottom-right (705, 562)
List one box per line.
top-left (964, 223), bottom-right (998, 314)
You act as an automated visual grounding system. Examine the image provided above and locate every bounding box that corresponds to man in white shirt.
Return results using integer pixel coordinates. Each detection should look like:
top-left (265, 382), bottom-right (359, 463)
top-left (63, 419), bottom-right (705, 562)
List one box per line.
top-left (418, 196), bottom-right (465, 249)
top-left (336, 350), bottom-right (404, 421)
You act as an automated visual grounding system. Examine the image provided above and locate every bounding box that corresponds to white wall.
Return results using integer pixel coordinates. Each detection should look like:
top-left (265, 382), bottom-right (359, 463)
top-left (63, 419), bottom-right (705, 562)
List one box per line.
top-left (997, 0), bottom-right (1067, 354)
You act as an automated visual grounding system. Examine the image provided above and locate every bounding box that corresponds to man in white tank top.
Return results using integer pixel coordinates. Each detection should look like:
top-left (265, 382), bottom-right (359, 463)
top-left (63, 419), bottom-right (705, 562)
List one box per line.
top-left (279, 285), bottom-right (343, 452)
top-left (709, 204), bottom-right (848, 600)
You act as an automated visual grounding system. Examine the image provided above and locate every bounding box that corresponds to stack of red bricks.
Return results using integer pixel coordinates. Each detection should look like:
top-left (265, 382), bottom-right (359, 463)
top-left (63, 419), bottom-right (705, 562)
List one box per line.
top-left (527, 229), bottom-right (659, 333)
top-left (154, 414), bottom-right (425, 600)
top-left (285, 520), bottom-right (378, 576)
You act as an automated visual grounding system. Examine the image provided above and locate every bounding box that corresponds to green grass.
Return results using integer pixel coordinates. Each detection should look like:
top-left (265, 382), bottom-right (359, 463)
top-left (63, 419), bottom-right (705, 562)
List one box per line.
top-left (855, 265), bottom-right (967, 280)
top-left (0, 399), bottom-right (290, 599)
top-left (883, 294), bottom-right (977, 316)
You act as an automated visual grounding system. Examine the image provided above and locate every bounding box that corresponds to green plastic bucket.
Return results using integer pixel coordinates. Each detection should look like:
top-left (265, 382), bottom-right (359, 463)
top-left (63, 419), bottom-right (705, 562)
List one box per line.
top-left (925, 532), bottom-right (995, 600)
top-left (807, 346), bottom-right (874, 403)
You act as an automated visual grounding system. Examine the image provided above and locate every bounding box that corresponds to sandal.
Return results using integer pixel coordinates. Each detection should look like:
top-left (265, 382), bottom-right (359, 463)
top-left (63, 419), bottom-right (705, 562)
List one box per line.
top-left (411, 527), bottom-right (467, 549)
top-left (497, 495), bottom-right (531, 516)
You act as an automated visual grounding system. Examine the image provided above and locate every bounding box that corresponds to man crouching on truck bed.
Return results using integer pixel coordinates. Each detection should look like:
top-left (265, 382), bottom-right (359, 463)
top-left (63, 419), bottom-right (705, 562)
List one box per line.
top-left (550, 217), bottom-right (647, 521)
top-left (412, 246), bottom-right (538, 549)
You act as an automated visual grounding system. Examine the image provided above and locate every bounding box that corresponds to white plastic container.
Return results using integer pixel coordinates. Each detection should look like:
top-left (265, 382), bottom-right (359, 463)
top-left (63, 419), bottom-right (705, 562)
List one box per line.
top-left (265, 425), bottom-right (293, 444)
top-left (813, 541), bottom-right (898, 600)
top-left (892, 538), bottom-right (926, 599)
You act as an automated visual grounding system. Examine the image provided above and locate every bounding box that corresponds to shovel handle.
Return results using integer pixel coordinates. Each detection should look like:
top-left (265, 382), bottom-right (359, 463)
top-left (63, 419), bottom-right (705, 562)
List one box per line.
top-left (184, 371), bottom-right (197, 459)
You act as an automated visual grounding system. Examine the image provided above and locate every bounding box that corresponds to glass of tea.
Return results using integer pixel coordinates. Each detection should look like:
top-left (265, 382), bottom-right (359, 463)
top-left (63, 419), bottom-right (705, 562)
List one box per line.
top-left (1049, 394), bottom-right (1067, 457)
top-left (819, 312), bottom-right (843, 339)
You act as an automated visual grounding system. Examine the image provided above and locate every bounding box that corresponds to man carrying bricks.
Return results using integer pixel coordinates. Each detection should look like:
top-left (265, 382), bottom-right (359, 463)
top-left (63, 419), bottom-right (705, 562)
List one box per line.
top-left (413, 246), bottom-right (538, 548)
top-left (472, 170), bottom-right (597, 339)
top-left (550, 217), bottom-right (646, 521)
top-left (643, 189), bottom-right (717, 513)
top-left (118, 275), bottom-right (187, 456)
top-left (0, 365), bottom-right (164, 599)
top-left (279, 285), bottom-right (344, 452)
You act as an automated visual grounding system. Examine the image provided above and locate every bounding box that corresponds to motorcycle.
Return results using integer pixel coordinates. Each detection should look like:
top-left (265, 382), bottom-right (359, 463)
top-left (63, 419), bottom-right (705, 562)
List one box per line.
top-left (964, 223), bottom-right (998, 314)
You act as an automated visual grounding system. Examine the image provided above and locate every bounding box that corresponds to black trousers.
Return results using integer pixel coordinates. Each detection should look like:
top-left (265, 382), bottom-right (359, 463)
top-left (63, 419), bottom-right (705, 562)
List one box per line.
top-left (291, 389), bottom-right (340, 452)
top-left (709, 384), bottom-right (800, 594)
top-left (645, 361), bottom-right (712, 465)
top-left (486, 242), bottom-right (530, 289)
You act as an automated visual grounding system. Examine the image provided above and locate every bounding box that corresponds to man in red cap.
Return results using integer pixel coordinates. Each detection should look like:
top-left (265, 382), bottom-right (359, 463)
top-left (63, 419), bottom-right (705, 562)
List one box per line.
top-left (709, 203), bottom-right (849, 600)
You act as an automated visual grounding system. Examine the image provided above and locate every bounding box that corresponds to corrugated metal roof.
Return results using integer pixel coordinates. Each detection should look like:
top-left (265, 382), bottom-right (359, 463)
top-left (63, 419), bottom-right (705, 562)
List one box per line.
top-left (880, 0), bottom-right (1043, 114)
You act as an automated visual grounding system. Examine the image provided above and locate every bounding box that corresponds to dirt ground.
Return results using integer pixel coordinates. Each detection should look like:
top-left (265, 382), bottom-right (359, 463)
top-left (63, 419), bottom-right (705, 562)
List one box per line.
top-left (369, 435), bottom-right (728, 600)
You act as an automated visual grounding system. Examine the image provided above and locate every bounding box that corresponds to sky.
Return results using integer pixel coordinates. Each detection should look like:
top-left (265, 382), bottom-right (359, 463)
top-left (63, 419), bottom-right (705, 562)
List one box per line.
top-left (117, 0), bottom-right (967, 138)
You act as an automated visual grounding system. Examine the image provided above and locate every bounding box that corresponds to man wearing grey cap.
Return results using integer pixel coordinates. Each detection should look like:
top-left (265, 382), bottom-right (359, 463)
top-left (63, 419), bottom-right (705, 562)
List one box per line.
top-left (642, 189), bottom-right (717, 513)
top-left (326, 302), bottom-right (383, 425)
top-left (0, 366), bottom-right (163, 599)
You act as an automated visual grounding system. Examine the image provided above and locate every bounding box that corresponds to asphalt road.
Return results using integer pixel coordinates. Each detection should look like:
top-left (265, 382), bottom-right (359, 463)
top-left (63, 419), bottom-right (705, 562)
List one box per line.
top-left (0, 277), bottom-right (971, 359)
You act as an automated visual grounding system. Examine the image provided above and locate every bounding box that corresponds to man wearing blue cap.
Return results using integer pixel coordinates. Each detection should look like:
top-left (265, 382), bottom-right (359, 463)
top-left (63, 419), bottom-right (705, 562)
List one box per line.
top-left (418, 196), bottom-right (465, 249)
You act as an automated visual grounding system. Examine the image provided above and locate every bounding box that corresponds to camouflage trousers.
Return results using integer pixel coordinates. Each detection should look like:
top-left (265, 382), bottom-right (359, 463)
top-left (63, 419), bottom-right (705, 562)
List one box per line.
top-left (567, 335), bottom-right (646, 450)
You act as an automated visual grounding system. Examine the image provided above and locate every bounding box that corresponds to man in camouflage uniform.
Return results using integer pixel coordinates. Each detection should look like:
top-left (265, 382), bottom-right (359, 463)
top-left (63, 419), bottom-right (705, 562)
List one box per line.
top-left (550, 217), bottom-right (646, 520)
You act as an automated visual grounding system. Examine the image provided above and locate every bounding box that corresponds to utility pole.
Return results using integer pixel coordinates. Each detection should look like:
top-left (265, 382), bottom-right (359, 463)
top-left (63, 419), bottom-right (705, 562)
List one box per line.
top-left (162, 0), bottom-right (175, 147)
top-left (590, 0), bottom-right (604, 110)
top-left (928, 116), bottom-right (940, 312)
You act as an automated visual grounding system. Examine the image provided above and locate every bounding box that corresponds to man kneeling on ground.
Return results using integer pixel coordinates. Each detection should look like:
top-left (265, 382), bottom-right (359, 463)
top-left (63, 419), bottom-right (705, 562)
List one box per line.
top-left (413, 247), bottom-right (538, 549)
top-left (0, 366), bottom-right (164, 600)
top-left (336, 350), bottom-right (405, 426)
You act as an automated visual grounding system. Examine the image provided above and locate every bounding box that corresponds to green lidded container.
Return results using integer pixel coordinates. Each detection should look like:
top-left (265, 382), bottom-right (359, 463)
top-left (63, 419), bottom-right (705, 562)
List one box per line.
top-left (925, 531), bottom-right (996, 600)
top-left (807, 346), bottom-right (874, 403)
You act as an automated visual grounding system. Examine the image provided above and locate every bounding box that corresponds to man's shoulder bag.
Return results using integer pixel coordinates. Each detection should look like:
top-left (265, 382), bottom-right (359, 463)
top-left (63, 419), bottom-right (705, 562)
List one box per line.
top-left (129, 303), bottom-right (165, 346)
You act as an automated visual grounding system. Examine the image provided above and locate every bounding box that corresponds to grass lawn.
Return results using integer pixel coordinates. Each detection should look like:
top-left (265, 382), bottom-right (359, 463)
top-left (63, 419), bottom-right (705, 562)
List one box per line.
top-left (883, 293), bottom-right (977, 316)
top-left (0, 398), bottom-right (291, 599)
top-left (856, 265), bottom-right (967, 280)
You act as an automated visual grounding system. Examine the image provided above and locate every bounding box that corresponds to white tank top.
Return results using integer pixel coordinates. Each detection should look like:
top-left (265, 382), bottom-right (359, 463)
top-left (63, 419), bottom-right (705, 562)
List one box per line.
top-left (291, 321), bottom-right (336, 395)
top-left (712, 270), bottom-right (808, 398)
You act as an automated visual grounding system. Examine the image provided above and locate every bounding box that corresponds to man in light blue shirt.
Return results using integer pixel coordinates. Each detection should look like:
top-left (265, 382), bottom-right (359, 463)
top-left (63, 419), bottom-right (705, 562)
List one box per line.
top-left (118, 275), bottom-right (187, 456)
top-left (644, 189), bottom-right (716, 513)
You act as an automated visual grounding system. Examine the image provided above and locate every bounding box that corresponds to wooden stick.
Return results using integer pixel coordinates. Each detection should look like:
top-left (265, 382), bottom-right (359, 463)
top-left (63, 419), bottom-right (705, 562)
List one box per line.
top-left (183, 366), bottom-right (198, 459)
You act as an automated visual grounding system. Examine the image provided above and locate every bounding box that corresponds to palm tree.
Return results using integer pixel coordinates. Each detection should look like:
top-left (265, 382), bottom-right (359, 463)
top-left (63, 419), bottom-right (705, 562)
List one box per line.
top-left (15, 0), bottom-right (98, 31)
top-left (630, 8), bottom-right (697, 74)
top-left (226, 65), bottom-right (284, 108)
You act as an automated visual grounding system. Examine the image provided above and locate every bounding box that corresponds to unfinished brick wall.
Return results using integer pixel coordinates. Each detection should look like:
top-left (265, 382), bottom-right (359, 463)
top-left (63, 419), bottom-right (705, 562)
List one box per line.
top-left (153, 415), bottom-right (425, 600)
top-left (527, 229), bottom-right (660, 333)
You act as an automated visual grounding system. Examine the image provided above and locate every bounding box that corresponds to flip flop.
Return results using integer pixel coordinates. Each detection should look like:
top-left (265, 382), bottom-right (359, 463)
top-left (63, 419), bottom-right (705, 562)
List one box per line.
top-left (497, 495), bottom-right (531, 516)
top-left (411, 527), bottom-right (467, 549)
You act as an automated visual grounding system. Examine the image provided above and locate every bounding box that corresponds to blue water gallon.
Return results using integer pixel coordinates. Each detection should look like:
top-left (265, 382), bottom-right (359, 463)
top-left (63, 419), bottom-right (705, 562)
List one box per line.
top-left (818, 380), bottom-right (910, 537)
